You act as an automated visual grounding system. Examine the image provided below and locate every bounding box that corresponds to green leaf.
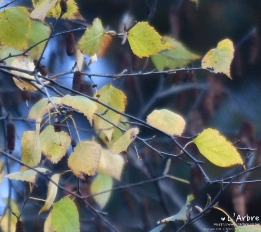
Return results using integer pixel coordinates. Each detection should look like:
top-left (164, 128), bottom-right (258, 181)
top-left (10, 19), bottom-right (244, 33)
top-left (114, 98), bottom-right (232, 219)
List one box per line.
top-left (94, 84), bottom-right (127, 141)
top-left (98, 149), bottom-right (125, 180)
top-left (0, 45), bottom-right (21, 65)
top-left (5, 168), bottom-right (49, 183)
top-left (158, 194), bottom-right (194, 223)
top-left (39, 125), bottom-right (71, 163)
top-left (193, 128), bottom-right (243, 167)
top-left (201, 39), bottom-right (234, 79)
top-left (40, 173), bottom-right (61, 213)
top-left (68, 141), bottom-right (102, 178)
top-left (51, 198), bottom-right (80, 232)
top-left (61, 95), bottom-right (97, 125)
top-left (0, 7), bottom-right (31, 49)
top-left (0, 161), bottom-right (5, 184)
top-left (127, 22), bottom-right (173, 58)
top-left (147, 109), bottom-right (185, 135)
top-left (90, 173), bottom-right (113, 208)
top-left (150, 224), bottom-right (166, 232)
top-left (235, 225), bottom-right (261, 232)
top-left (111, 128), bottom-right (139, 154)
top-left (21, 130), bottom-right (42, 171)
top-left (77, 18), bottom-right (105, 56)
top-left (151, 36), bottom-right (200, 70)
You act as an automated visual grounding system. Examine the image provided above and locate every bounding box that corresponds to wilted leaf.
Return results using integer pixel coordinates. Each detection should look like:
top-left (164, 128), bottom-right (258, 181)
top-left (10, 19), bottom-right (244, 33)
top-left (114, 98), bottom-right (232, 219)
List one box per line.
top-left (147, 109), bottom-right (185, 135)
top-left (39, 125), bottom-right (71, 163)
top-left (51, 198), bottom-right (79, 232)
top-left (0, 161), bottom-right (4, 184)
top-left (94, 84), bottom-right (127, 141)
top-left (68, 141), bottom-right (102, 178)
top-left (77, 18), bottom-right (105, 56)
top-left (5, 168), bottom-right (49, 183)
top-left (0, 7), bottom-right (31, 49)
top-left (151, 36), bottom-right (200, 70)
top-left (98, 149), bottom-right (124, 180)
top-left (61, 95), bottom-right (97, 125)
top-left (30, 0), bottom-right (58, 21)
top-left (201, 39), bottom-right (234, 78)
top-left (40, 173), bottom-right (61, 213)
top-left (235, 225), bottom-right (261, 232)
top-left (21, 130), bottom-right (42, 171)
top-left (90, 173), bottom-right (113, 208)
top-left (97, 33), bottom-right (113, 57)
top-left (193, 128), bottom-right (243, 167)
top-left (111, 128), bottom-right (139, 154)
top-left (158, 194), bottom-right (194, 223)
top-left (127, 22), bottom-right (172, 58)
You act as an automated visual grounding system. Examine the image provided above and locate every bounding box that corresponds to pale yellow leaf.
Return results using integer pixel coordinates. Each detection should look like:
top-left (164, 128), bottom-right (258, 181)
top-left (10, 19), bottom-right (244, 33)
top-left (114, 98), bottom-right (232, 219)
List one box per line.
top-left (30, 0), bottom-right (58, 21)
top-left (201, 39), bottom-right (234, 78)
top-left (147, 109), bottom-right (185, 135)
top-left (68, 141), bottom-right (102, 178)
top-left (111, 128), bottom-right (139, 154)
top-left (193, 128), bottom-right (243, 167)
top-left (44, 211), bottom-right (53, 232)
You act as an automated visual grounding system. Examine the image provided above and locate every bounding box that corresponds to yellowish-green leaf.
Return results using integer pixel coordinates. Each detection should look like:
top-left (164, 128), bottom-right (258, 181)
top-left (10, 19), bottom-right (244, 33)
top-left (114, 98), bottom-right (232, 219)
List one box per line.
top-left (150, 224), bottom-right (166, 232)
top-left (111, 128), bottom-right (139, 154)
top-left (98, 149), bottom-right (124, 180)
top-left (0, 7), bottom-right (31, 49)
top-left (147, 109), bottom-right (185, 135)
top-left (21, 130), bottom-right (42, 171)
top-left (44, 211), bottom-right (53, 232)
top-left (39, 125), bottom-right (71, 163)
top-left (51, 198), bottom-right (79, 232)
top-left (127, 22), bottom-right (173, 58)
top-left (158, 194), bottom-right (194, 223)
top-left (193, 128), bottom-right (243, 167)
top-left (40, 173), bottom-right (61, 213)
top-left (235, 225), bottom-right (261, 232)
top-left (90, 173), bottom-right (113, 208)
top-left (61, 95), bottom-right (97, 125)
top-left (27, 20), bottom-right (51, 59)
top-left (151, 36), bottom-right (200, 70)
top-left (5, 168), bottom-right (49, 183)
top-left (68, 141), bottom-right (102, 178)
top-left (201, 39), bottom-right (234, 79)
top-left (94, 84), bottom-right (127, 141)
top-left (0, 161), bottom-right (4, 184)
top-left (30, 0), bottom-right (58, 21)
top-left (0, 45), bottom-right (21, 65)
top-left (77, 18), bottom-right (105, 56)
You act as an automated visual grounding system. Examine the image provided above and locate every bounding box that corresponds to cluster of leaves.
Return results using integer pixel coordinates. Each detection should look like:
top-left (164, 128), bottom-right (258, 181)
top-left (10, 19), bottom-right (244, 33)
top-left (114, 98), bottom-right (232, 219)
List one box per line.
top-left (0, 0), bottom-right (260, 232)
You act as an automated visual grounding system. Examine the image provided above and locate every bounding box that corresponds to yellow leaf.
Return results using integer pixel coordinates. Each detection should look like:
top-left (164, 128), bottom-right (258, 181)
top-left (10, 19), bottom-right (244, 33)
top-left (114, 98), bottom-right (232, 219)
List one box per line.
top-left (30, 0), bottom-right (58, 21)
top-left (147, 109), bottom-right (185, 135)
top-left (68, 141), bottom-right (102, 178)
top-left (5, 168), bottom-right (49, 183)
top-left (111, 128), bottom-right (139, 154)
top-left (127, 22), bottom-right (173, 58)
top-left (151, 36), bottom-right (200, 70)
top-left (0, 161), bottom-right (4, 184)
top-left (98, 149), bottom-right (125, 180)
top-left (21, 130), bottom-right (42, 171)
top-left (44, 211), bottom-right (53, 232)
top-left (0, 199), bottom-right (19, 232)
top-left (77, 18), bottom-right (105, 56)
top-left (40, 173), bottom-right (61, 213)
top-left (193, 128), bottom-right (243, 167)
top-left (94, 84), bottom-right (127, 141)
top-left (90, 173), bottom-right (113, 208)
top-left (201, 39), bottom-right (234, 79)
top-left (39, 125), bottom-right (71, 163)
top-left (61, 95), bottom-right (97, 125)
top-left (97, 33), bottom-right (113, 57)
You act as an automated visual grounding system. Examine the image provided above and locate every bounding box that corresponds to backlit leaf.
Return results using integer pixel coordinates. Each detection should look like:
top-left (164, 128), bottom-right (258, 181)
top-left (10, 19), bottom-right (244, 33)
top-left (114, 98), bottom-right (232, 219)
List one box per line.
top-left (201, 39), bottom-right (234, 78)
top-left (51, 198), bottom-right (79, 232)
top-left (5, 168), bottom-right (49, 183)
top-left (111, 128), bottom-right (139, 154)
top-left (147, 109), bottom-right (185, 135)
top-left (90, 173), bottom-right (113, 208)
top-left (30, 0), bottom-right (58, 21)
top-left (21, 130), bottom-right (42, 171)
top-left (40, 173), bottom-right (61, 213)
top-left (61, 95), bottom-right (97, 125)
top-left (158, 194), bottom-right (194, 223)
top-left (77, 18), bottom-right (105, 56)
top-left (39, 125), bottom-right (71, 163)
top-left (0, 7), bottom-right (31, 49)
top-left (94, 84), bottom-right (127, 141)
top-left (98, 149), bottom-right (124, 180)
top-left (235, 225), bottom-right (261, 232)
top-left (127, 22), bottom-right (172, 58)
top-left (193, 128), bottom-right (243, 167)
top-left (68, 141), bottom-right (102, 178)
top-left (151, 36), bottom-right (200, 70)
